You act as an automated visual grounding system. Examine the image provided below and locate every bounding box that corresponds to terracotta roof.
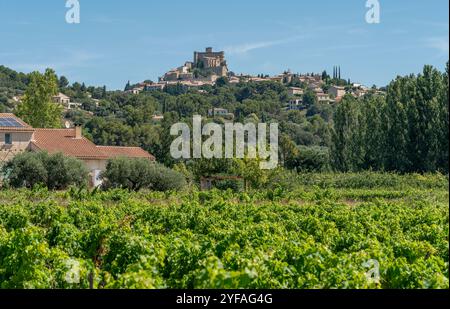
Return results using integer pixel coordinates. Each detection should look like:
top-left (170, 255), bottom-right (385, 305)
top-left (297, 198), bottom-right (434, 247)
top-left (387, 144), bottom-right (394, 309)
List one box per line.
top-left (53, 93), bottom-right (70, 99)
top-left (96, 146), bottom-right (155, 160)
top-left (0, 113), bottom-right (35, 132)
top-left (31, 128), bottom-right (155, 161)
top-left (32, 128), bottom-right (108, 159)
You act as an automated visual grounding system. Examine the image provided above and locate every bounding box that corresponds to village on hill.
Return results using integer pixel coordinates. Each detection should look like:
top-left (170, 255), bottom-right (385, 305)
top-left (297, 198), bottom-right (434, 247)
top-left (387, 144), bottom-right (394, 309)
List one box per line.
top-left (4, 47), bottom-right (386, 120)
top-left (123, 47), bottom-right (383, 110)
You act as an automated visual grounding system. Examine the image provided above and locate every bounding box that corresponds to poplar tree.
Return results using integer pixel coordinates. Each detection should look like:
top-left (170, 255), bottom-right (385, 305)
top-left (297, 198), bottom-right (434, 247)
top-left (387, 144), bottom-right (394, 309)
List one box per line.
top-left (17, 68), bottom-right (61, 128)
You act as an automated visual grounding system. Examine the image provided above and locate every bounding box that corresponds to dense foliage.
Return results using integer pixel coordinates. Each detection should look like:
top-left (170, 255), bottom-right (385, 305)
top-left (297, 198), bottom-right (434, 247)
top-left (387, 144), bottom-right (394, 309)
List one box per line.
top-left (1, 152), bottom-right (88, 189)
top-left (0, 65), bottom-right (28, 112)
top-left (16, 69), bottom-right (62, 128)
top-left (1, 63), bottom-right (447, 174)
top-left (332, 64), bottom-right (449, 173)
top-left (0, 173), bottom-right (447, 289)
top-left (101, 157), bottom-right (186, 191)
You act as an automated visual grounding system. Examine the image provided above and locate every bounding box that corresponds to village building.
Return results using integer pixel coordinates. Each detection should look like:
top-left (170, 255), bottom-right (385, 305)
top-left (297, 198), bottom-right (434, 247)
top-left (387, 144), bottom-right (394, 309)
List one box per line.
top-left (248, 76), bottom-right (269, 83)
top-left (208, 108), bottom-right (231, 117)
top-left (269, 76), bottom-right (284, 83)
top-left (316, 92), bottom-right (333, 104)
top-left (328, 85), bottom-right (346, 98)
top-left (159, 47), bottom-right (229, 84)
top-left (288, 87), bottom-right (304, 96)
top-left (0, 114), bottom-right (35, 163)
top-left (288, 98), bottom-right (304, 110)
top-left (228, 76), bottom-right (241, 84)
top-left (145, 83), bottom-right (166, 91)
top-left (193, 47), bottom-right (228, 77)
top-left (0, 114), bottom-right (155, 187)
top-left (308, 83), bottom-right (323, 91)
top-left (152, 114), bottom-right (164, 121)
top-left (52, 93), bottom-right (81, 110)
top-left (53, 93), bottom-right (70, 105)
top-left (126, 86), bottom-right (144, 95)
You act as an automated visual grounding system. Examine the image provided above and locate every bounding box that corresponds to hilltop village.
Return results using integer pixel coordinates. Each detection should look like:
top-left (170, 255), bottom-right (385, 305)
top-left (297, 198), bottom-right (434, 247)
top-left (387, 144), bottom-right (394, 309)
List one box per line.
top-left (123, 47), bottom-right (382, 110)
top-left (3, 47), bottom-right (385, 118)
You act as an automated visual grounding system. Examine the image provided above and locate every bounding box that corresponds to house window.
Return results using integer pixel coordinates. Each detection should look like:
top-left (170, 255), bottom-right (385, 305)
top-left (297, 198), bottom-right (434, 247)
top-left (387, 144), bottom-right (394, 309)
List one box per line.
top-left (5, 133), bottom-right (12, 145)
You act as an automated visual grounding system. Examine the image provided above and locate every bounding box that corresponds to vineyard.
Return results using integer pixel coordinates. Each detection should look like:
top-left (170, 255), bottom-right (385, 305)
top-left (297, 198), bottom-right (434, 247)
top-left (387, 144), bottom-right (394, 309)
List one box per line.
top-left (0, 173), bottom-right (448, 289)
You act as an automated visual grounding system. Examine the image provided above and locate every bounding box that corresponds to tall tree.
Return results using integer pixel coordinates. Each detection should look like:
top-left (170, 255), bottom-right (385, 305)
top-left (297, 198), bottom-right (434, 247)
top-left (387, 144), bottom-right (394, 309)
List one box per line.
top-left (331, 63), bottom-right (449, 173)
top-left (360, 95), bottom-right (385, 170)
top-left (58, 76), bottom-right (69, 89)
top-left (124, 80), bottom-right (131, 91)
top-left (17, 69), bottom-right (62, 128)
top-left (279, 134), bottom-right (299, 168)
top-left (331, 95), bottom-right (364, 171)
top-left (438, 62), bottom-right (449, 172)
top-left (302, 90), bottom-right (317, 108)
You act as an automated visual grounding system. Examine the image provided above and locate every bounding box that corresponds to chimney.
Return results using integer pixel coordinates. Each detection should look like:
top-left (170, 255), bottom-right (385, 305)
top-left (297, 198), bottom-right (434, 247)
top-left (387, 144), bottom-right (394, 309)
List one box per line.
top-left (75, 125), bottom-right (82, 139)
top-left (206, 47), bottom-right (213, 53)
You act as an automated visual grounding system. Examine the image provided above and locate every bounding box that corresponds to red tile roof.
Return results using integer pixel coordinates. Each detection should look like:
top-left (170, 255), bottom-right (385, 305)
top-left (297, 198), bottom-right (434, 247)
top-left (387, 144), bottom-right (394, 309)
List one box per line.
top-left (31, 128), bottom-right (155, 161)
top-left (32, 129), bottom-right (108, 159)
top-left (0, 113), bottom-right (34, 132)
top-left (97, 146), bottom-right (155, 160)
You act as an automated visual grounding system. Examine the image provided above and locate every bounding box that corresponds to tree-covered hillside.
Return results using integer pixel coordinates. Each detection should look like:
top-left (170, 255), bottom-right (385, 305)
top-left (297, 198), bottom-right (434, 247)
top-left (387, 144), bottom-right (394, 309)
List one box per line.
top-left (1, 62), bottom-right (448, 175)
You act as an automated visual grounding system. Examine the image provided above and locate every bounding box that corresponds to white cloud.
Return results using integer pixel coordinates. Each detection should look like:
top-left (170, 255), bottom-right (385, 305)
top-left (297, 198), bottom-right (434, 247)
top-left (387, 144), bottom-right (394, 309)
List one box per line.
top-left (224, 35), bottom-right (308, 55)
top-left (425, 37), bottom-right (449, 57)
top-left (3, 49), bottom-right (102, 73)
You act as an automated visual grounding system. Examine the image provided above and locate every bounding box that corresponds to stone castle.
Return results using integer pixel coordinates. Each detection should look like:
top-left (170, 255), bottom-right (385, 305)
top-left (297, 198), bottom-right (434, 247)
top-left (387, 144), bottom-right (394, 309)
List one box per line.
top-left (160, 47), bottom-right (228, 82)
top-left (193, 47), bottom-right (228, 77)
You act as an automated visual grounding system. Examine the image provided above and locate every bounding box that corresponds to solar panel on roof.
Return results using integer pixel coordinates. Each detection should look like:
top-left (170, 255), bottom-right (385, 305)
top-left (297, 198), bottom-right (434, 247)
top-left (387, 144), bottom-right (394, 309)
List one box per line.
top-left (0, 117), bottom-right (24, 127)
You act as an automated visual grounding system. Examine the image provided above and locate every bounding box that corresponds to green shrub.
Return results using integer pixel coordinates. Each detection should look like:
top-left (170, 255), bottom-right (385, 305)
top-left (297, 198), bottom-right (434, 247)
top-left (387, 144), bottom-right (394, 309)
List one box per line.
top-left (295, 171), bottom-right (449, 190)
top-left (149, 164), bottom-right (187, 192)
top-left (1, 152), bottom-right (47, 188)
top-left (43, 153), bottom-right (88, 190)
top-left (265, 168), bottom-right (300, 191)
top-left (1, 152), bottom-right (88, 190)
top-left (287, 146), bottom-right (330, 172)
top-left (101, 157), bottom-right (186, 191)
top-left (214, 179), bottom-right (244, 192)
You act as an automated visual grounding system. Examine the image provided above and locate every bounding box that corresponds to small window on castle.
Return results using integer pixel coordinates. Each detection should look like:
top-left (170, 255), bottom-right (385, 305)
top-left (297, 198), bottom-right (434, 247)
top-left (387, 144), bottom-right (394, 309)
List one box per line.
top-left (5, 133), bottom-right (12, 145)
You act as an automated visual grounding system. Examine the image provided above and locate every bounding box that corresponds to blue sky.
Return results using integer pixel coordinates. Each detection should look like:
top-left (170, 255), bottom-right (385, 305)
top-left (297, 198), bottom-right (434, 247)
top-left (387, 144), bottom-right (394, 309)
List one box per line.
top-left (0, 0), bottom-right (448, 90)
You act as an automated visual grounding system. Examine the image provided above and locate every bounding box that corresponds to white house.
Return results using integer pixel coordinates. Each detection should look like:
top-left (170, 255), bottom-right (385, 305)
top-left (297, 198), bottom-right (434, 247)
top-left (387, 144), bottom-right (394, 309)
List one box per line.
top-left (288, 99), bottom-right (304, 110)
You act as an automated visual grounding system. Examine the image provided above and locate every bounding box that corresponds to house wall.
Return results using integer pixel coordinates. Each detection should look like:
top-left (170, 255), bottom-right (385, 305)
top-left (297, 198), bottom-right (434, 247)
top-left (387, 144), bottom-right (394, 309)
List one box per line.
top-left (83, 159), bottom-right (108, 172)
top-left (83, 159), bottom-right (108, 187)
top-left (0, 131), bottom-right (33, 163)
top-left (329, 87), bottom-right (346, 98)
